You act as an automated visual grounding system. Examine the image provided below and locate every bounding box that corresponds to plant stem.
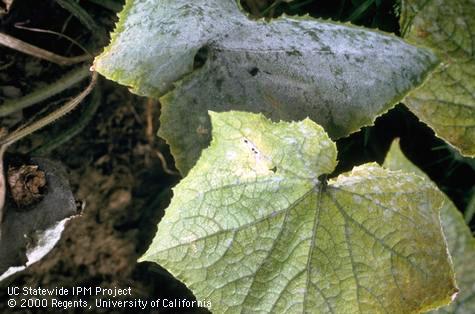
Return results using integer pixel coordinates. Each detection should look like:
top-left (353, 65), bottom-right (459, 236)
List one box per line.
top-left (56, 0), bottom-right (99, 32)
top-left (0, 69), bottom-right (96, 231)
top-left (31, 84), bottom-right (102, 155)
top-left (14, 23), bottom-right (92, 56)
top-left (0, 65), bottom-right (90, 117)
top-left (346, 0), bottom-right (375, 22)
top-left (0, 71), bottom-right (98, 147)
top-left (0, 32), bottom-right (91, 66)
top-left (261, 0), bottom-right (282, 17)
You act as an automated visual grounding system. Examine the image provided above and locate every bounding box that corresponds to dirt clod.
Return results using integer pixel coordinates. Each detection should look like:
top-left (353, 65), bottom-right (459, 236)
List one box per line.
top-left (7, 164), bottom-right (46, 207)
top-left (108, 189), bottom-right (132, 210)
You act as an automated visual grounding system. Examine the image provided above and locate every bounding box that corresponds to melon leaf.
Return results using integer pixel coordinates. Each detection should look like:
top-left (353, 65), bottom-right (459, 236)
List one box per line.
top-left (384, 139), bottom-right (475, 314)
top-left (401, 0), bottom-right (475, 156)
top-left (141, 111), bottom-right (456, 313)
top-left (94, 0), bottom-right (439, 173)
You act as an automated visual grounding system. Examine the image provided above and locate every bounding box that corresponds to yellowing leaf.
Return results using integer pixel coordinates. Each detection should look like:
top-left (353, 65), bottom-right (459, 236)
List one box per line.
top-left (384, 139), bottom-right (475, 314)
top-left (401, 0), bottom-right (475, 156)
top-left (141, 111), bottom-right (456, 313)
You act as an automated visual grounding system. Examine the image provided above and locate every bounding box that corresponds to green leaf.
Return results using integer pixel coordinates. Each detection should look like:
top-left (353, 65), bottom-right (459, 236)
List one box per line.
top-left (94, 0), bottom-right (439, 174)
top-left (400, 0), bottom-right (475, 156)
top-left (384, 139), bottom-right (475, 314)
top-left (141, 111), bottom-right (456, 313)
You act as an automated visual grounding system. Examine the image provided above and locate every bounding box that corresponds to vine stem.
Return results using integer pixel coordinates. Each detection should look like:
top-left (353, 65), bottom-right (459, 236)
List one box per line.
top-left (0, 65), bottom-right (90, 117)
top-left (0, 70), bottom-right (98, 147)
top-left (14, 22), bottom-right (93, 57)
top-left (32, 85), bottom-right (102, 155)
top-left (0, 32), bottom-right (91, 66)
top-left (0, 69), bottom-right (98, 227)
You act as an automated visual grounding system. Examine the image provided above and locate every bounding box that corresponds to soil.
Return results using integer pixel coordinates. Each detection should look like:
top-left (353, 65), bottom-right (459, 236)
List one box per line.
top-left (0, 77), bottom-right (206, 313)
top-left (0, 1), bottom-right (207, 312)
top-left (0, 1), bottom-right (473, 314)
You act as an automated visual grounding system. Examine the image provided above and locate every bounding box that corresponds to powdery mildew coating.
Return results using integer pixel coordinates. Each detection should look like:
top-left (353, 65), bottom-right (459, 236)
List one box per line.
top-left (95, 0), bottom-right (440, 173)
